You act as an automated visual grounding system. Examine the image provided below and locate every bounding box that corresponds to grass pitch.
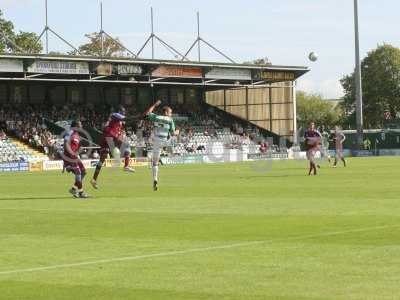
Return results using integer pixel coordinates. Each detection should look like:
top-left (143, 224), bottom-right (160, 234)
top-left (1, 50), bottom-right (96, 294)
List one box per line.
top-left (0, 157), bottom-right (399, 300)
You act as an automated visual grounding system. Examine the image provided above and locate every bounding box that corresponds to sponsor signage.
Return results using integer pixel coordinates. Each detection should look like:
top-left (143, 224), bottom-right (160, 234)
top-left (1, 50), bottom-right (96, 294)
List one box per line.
top-left (29, 161), bottom-right (44, 172)
top-left (327, 149), bottom-right (351, 158)
top-left (248, 152), bottom-right (289, 160)
top-left (351, 150), bottom-right (375, 157)
top-left (0, 59), bottom-right (23, 73)
top-left (82, 159), bottom-right (99, 169)
top-left (161, 155), bottom-right (204, 165)
top-left (130, 157), bottom-right (149, 167)
top-left (161, 152), bottom-right (250, 165)
top-left (0, 162), bottom-right (29, 172)
top-left (205, 67), bottom-right (251, 80)
top-left (43, 160), bottom-right (64, 171)
top-left (254, 70), bottom-right (295, 81)
top-left (203, 151), bottom-right (248, 164)
top-left (42, 159), bottom-right (110, 171)
top-left (378, 149), bottom-right (400, 156)
top-left (152, 66), bottom-right (202, 78)
top-left (104, 158), bottom-right (149, 167)
top-left (28, 60), bottom-right (89, 74)
top-left (117, 64), bottom-right (142, 75)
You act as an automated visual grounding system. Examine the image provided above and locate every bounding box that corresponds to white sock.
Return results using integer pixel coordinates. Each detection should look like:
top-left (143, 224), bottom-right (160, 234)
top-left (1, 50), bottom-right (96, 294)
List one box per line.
top-left (152, 165), bottom-right (158, 182)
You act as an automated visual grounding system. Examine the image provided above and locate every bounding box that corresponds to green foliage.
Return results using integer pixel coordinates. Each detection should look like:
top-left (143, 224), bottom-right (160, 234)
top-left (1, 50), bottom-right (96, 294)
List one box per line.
top-left (75, 32), bottom-right (125, 57)
top-left (48, 51), bottom-right (66, 56)
top-left (0, 10), bottom-right (15, 52)
top-left (243, 57), bottom-right (271, 65)
top-left (341, 44), bottom-right (400, 128)
top-left (296, 90), bottom-right (341, 130)
top-left (0, 9), bottom-right (42, 53)
top-left (13, 31), bottom-right (42, 53)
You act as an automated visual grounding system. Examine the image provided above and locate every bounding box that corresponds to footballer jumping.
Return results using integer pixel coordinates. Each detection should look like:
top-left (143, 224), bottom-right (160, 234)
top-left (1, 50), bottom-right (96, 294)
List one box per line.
top-left (91, 107), bottom-right (134, 189)
top-left (144, 100), bottom-right (179, 191)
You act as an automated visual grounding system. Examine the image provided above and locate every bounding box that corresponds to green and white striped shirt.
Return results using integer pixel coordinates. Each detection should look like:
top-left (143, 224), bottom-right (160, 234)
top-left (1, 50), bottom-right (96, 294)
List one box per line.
top-left (148, 113), bottom-right (175, 140)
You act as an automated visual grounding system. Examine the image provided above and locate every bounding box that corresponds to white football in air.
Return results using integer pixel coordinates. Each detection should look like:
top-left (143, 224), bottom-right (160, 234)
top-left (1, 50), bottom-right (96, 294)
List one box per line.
top-left (112, 147), bottom-right (121, 159)
top-left (308, 52), bottom-right (318, 62)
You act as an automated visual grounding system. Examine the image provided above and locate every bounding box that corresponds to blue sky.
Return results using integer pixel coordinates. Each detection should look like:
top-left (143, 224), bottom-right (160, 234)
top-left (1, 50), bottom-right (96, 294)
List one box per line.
top-left (1, 0), bottom-right (399, 99)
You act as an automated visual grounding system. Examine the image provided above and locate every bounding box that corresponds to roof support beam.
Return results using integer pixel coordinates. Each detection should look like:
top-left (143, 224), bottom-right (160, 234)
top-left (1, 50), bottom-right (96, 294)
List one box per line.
top-left (0, 76), bottom-right (276, 88)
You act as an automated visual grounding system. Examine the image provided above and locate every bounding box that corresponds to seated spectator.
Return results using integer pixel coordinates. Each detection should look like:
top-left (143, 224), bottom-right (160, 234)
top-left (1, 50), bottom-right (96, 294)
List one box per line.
top-left (91, 150), bottom-right (100, 159)
top-left (0, 129), bottom-right (6, 140)
top-left (260, 142), bottom-right (268, 153)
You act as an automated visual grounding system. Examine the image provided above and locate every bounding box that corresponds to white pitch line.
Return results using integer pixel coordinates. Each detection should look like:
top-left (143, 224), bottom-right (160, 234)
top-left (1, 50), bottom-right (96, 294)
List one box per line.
top-left (0, 224), bottom-right (398, 276)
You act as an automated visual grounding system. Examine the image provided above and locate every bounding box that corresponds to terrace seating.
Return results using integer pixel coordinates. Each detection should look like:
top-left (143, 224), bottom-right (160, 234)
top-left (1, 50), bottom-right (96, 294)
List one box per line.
top-left (1, 104), bottom-right (274, 160)
top-left (0, 137), bottom-right (48, 163)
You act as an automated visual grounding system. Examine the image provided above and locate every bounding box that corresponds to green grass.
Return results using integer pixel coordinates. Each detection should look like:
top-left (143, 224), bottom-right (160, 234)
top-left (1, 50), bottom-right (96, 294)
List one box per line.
top-left (0, 157), bottom-right (399, 300)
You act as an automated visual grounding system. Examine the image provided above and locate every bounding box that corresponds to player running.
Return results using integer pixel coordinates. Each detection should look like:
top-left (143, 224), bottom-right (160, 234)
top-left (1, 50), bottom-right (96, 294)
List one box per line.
top-left (63, 120), bottom-right (89, 198)
top-left (304, 121), bottom-right (322, 176)
top-left (91, 107), bottom-right (134, 189)
top-left (331, 126), bottom-right (347, 167)
top-left (321, 128), bottom-right (331, 163)
top-left (144, 100), bottom-right (179, 191)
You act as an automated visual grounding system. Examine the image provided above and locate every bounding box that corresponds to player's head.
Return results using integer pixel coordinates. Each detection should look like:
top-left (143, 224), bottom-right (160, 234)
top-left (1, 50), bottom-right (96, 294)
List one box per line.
top-left (309, 122), bottom-right (315, 130)
top-left (71, 120), bottom-right (82, 129)
top-left (111, 112), bottom-right (125, 121)
top-left (163, 106), bottom-right (173, 117)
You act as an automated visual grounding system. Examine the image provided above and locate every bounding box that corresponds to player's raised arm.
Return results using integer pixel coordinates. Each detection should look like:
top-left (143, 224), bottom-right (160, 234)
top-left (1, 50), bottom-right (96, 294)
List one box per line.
top-left (144, 100), bottom-right (162, 118)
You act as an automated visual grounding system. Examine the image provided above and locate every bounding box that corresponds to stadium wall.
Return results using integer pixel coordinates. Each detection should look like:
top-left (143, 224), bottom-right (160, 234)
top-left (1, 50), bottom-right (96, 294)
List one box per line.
top-left (205, 82), bottom-right (294, 141)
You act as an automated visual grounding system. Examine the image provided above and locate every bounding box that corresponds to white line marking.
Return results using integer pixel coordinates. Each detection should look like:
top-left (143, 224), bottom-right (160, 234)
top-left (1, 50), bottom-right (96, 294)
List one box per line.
top-left (0, 224), bottom-right (398, 276)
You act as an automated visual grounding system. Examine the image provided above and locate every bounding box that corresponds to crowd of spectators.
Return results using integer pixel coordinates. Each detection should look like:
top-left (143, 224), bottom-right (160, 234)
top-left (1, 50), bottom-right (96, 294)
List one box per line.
top-left (0, 104), bottom-right (131, 159)
top-left (0, 102), bottom-right (277, 161)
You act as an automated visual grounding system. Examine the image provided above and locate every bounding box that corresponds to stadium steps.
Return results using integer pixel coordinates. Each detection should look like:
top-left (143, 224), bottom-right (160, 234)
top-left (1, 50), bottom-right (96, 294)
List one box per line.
top-left (9, 138), bottom-right (49, 161)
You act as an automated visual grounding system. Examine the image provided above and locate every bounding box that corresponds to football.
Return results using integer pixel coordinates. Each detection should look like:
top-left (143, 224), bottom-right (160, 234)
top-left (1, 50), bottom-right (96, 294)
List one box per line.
top-left (111, 147), bottom-right (121, 158)
top-left (308, 51), bottom-right (318, 62)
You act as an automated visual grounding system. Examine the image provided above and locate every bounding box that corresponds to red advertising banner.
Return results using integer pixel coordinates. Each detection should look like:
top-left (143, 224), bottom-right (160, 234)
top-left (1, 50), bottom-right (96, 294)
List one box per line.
top-left (152, 66), bottom-right (202, 78)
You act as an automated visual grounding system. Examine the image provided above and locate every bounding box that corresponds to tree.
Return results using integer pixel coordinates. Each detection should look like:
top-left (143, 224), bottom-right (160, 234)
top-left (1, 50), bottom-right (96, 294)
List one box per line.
top-left (0, 10), bottom-right (15, 52)
top-left (48, 51), bottom-right (66, 56)
top-left (0, 9), bottom-right (42, 53)
top-left (13, 31), bottom-right (42, 53)
top-left (341, 44), bottom-right (400, 128)
top-left (75, 32), bottom-right (125, 57)
top-left (296, 91), bottom-right (342, 130)
top-left (244, 57), bottom-right (271, 65)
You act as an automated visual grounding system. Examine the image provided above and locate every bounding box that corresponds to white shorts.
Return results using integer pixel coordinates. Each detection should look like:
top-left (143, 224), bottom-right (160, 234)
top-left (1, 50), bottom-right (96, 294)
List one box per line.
top-left (120, 144), bottom-right (131, 156)
top-left (152, 138), bottom-right (168, 162)
top-left (306, 149), bottom-right (317, 163)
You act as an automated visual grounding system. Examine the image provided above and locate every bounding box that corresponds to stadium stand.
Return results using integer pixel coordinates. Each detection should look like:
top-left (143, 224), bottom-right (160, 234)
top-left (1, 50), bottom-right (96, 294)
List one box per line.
top-left (1, 103), bottom-right (279, 161)
top-left (0, 135), bottom-right (48, 163)
top-left (127, 108), bottom-right (274, 157)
